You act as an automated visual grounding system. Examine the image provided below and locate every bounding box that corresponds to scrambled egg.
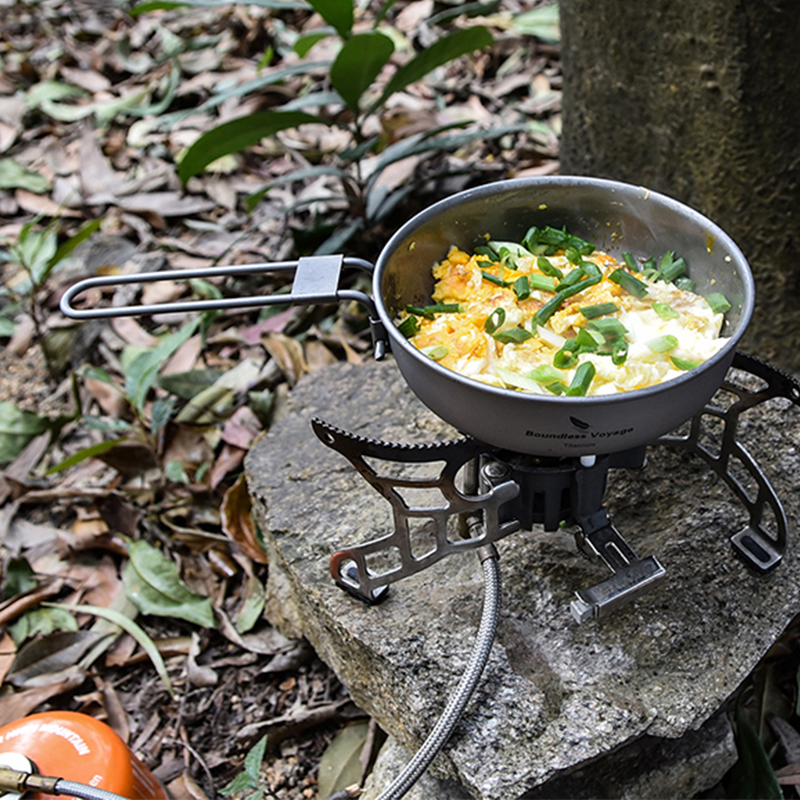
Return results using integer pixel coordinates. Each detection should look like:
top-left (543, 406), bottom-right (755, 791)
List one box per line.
top-left (398, 242), bottom-right (728, 397)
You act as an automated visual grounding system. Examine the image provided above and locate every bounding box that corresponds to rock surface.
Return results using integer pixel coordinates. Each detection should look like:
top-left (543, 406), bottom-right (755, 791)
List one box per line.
top-left (246, 359), bottom-right (800, 799)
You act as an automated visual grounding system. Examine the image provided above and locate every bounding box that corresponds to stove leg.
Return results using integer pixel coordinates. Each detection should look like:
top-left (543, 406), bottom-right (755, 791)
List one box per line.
top-left (569, 457), bottom-right (665, 623)
top-left (570, 513), bottom-right (665, 622)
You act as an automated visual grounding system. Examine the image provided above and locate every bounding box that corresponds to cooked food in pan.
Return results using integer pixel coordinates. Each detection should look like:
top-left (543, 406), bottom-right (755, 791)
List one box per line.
top-left (397, 227), bottom-right (731, 397)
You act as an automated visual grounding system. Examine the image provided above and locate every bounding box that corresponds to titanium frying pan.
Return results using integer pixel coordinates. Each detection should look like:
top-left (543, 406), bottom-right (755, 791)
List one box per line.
top-left (60, 177), bottom-right (754, 457)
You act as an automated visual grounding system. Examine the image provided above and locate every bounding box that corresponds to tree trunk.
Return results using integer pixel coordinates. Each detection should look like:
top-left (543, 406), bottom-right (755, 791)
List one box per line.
top-left (559, 0), bottom-right (800, 370)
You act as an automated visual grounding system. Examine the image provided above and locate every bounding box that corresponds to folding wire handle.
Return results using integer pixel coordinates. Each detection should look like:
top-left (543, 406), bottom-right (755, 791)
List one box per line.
top-left (59, 254), bottom-right (390, 358)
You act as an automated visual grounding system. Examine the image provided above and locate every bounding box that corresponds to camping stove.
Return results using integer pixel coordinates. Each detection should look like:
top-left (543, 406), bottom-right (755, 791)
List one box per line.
top-left (315, 353), bottom-right (798, 622)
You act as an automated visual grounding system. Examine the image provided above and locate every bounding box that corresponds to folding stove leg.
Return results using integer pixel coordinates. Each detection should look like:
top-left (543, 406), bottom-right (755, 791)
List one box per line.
top-left (569, 456), bottom-right (665, 623)
top-left (570, 510), bottom-right (665, 623)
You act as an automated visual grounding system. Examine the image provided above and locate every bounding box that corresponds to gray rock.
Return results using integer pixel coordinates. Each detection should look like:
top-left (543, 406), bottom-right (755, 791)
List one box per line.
top-left (246, 359), bottom-right (800, 799)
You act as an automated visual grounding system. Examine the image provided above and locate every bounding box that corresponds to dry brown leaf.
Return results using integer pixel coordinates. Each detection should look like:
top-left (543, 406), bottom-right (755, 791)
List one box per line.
top-left (162, 425), bottom-right (215, 472)
top-left (97, 439), bottom-right (157, 477)
top-left (166, 772), bottom-right (210, 800)
top-left (114, 192), bottom-right (216, 217)
top-left (220, 406), bottom-right (262, 450)
top-left (221, 473), bottom-right (267, 564)
top-left (79, 130), bottom-right (122, 197)
top-left (239, 309), bottom-right (297, 344)
top-left (186, 632), bottom-right (217, 688)
top-left (0, 121), bottom-right (18, 154)
top-left (161, 334), bottom-right (202, 376)
top-left (104, 633), bottom-right (138, 668)
top-left (111, 316), bottom-right (159, 347)
top-left (85, 374), bottom-right (128, 418)
top-left (0, 632), bottom-right (18, 686)
top-left (0, 580), bottom-right (65, 628)
top-left (0, 673), bottom-right (85, 729)
top-left (96, 676), bottom-right (131, 743)
top-left (141, 279), bottom-right (188, 310)
top-left (15, 189), bottom-right (82, 218)
top-left (7, 313), bottom-right (36, 356)
top-left (208, 444), bottom-right (245, 490)
top-left (304, 339), bottom-right (338, 372)
top-left (60, 66), bottom-right (112, 94)
top-left (261, 332), bottom-right (307, 387)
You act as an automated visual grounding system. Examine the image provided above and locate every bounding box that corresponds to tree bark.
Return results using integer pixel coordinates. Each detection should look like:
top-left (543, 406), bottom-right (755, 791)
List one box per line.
top-left (559, 0), bottom-right (800, 370)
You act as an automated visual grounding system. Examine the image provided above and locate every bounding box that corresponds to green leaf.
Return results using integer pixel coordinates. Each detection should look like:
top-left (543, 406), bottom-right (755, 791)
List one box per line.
top-left (14, 227), bottom-right (59, 287)
top-left (3, 558), bottom-right (36, 602)
top-left (245, 164), bottom-right (353, 211)
top-left (49, 218), bottom-right (102, 272)
top-left (50, 602), bottom-right (175, 698)
top-left (123, 318), bottom-right (201, 412)
top-left (9, 607), bottom-right (78, 646)
top-left (724, 706), bottom-right (783, 799)
top-left (371, 26), bottom-right (493, 112)
top-left (306, 0), bottom-right (353, 38)
top-left (157, 369), bottom-right (224, 400)
top-left (294, 30), bottom-right (334, 57)
top-left (318, 721), bottom-right (369, 798)
top-left (0, 159), bottom-right (51, 193)
top-left (46, 436), bottom-right (128, 475)
top-left (236, 576), bottom-right (266, 634)
top-left (123, 539), bottom-right (216, 628)
top-left (331, 31), bottom-right (394, 110)
top-left (0, 402), bottom-right (50, 466)
top-left (177, 110), bottom-right (320, 182)
top-left (510, 4), bottom-right (561, 43)
top-left (0, 317), bottom-right (15, 338)
top-left (220, 735), bottom-right (268, 796)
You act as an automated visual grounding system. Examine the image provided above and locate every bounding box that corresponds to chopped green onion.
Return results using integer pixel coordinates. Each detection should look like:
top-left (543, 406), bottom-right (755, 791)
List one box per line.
top-left (522, 225), bottom-right (596, 255)
top-left (529, 274), bottom-right (557, 293)
top-left (529, 364), bottom-right (565, 385)
top-left (484, 307), bottom-right (506, 333)
top-left (580, 302), bottom-right (619, 319)
top-left (537, 257), bottom-right (563, 279)
top-left (622, 252), bottom-right (639, 272)
top-left (587, 318), bottom-right (628, 339)
top-left (405, 302), bottom-right (462, 319)
top-left (559, 275), bottom-right (602, 299)
top-left (397, 316), bottom-right (419, 337)
top-left (534, 293), bottom-right (565, 326)
top-left (554, 348), bottom-right (579, 369)
top-left (658, 251), bottom-right (687, 282)
top-left (474, 245), bottom-right (495, 257)
top-left (421, 345), bottom-right (448, 360)
top-left (611, 340), bottom-right (629, 365)
top-left (581, 261), bottom-right (602, 279)
top-left (545, 381), bottom-right (567, 395)
top-left (557, 266), bottom-right (586, 291)
top-left (481, 270), bottom-right (509, 287)
top-left (674, 276), bottom-right (696, 292)
top-left (670, 356), bottom-right (700, 370)
top-left (646, 335), bottom-right (679, 353)
top-left (513, 275), bottom-right (531, 300)
top-left (566, 362), bottom-right (596, 396)
top-left (652, 302), bottom-right (680, 320)
top-left (609, 268), bottom-right (649, 299)
top-left (565, 247), bottom-right (582, 264)
top-left (575, 327), bottom-right (603, 351)
top-left (705, 292), bottom-right (732, 314)
top-left (493, 327), bottom-right (534, 344)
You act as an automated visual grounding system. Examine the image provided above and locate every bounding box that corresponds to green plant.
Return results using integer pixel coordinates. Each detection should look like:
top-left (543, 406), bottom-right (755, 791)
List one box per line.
top-left (143, 0), bottom-right (535, 253)
top-left (0, 215), bottom-right (102, 376)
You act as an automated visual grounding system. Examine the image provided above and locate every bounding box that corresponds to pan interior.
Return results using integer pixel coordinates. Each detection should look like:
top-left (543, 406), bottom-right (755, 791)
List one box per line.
top-left (377, 178), bottom-right (752, 340)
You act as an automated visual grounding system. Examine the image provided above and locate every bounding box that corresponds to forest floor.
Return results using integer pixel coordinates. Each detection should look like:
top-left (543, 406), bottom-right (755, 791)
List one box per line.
top-left (0, 1), bottom-right (562, 797)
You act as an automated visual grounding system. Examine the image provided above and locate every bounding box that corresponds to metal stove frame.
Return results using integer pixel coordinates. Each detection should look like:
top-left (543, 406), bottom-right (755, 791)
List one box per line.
top-left (317, 353), bottom-right (799, 622)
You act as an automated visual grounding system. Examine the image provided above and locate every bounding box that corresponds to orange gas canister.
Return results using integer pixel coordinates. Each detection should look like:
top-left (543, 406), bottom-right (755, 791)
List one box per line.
top-left (0, 712), bottom-right (167, 799)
